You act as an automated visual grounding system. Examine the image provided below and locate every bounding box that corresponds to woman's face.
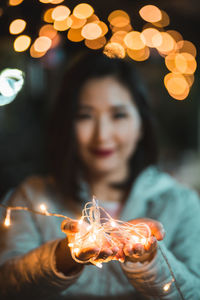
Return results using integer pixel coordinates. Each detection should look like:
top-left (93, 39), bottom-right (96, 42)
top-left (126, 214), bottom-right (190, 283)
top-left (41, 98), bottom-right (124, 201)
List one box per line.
top-left (75, 76), bottom-right (142, 177)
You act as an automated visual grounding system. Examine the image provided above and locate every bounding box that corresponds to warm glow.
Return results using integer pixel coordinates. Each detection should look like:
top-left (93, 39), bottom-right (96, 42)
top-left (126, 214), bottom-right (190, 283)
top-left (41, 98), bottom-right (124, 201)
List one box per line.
top-left (167, 30), bottom-right (183, 43)
top-left (67, 28), bottom-right (84, 42)
top-left (69, 15), bottom-right (86, 29)
top-left (164, 72), bottom-right (190, 100)
top-left (108, 10), bottom-right (130, 28)
top-left (43, 8), bottom-right (54, 23)
top-left (52, 5), bottom-right (71, 21)
top-left (96, 21), bottom-right (108, 37)
top-left (30, 45), bottom-right (47, 58)
top-left (14, 35), bottom-right (31, 52)
top-left (156, 32), bottom-right (176, 54)
top-left (39, 24), bottom-right (57, 40)
top-left (81, 23), bottom-right (102, 40)
top-left (73, 3), bottom-right (94, 19)
top-left (139, 5), bottom-right (162, 23)
top-left (40, 204), bottom-right (47, 212)
top-left (54, 17), bottom-right (72, 31)
top-left (51, 0), bottom-right (64, 3)
top-left (85, 36), bottom-right (106, 49)
top-left (152, 10), bottom-right (170, 28)
top-left (176, 40), bottom-right (197, 57)
top-left (175, 53), bottom-right (197, 74)
top-left (4, 210), bottom-right (11, 227)
top-left (9, 0), bottom-right (24, 6)
top-left (34, 36), bottom-right (52, 52)
top-left (141, 28), bottom-right (162, 48)
top-left (110, 31), bottom-right (127, 48)
top-left (124, 31), bottom-right (145, 50)
top-left (185, 74), bottom-right (194, 87)
top-left (163, 282), bottom-right (171, 291)
top-left (9, 19), bottom-right (26, 35)
top-left (127, 47), bottom-right (150, 61)
top-left (103, 42), bottom-right (126, 59)
top-left (111, 24), bottom-right (133, 33)
top-left (87, 14), bottom-right (99, 23)
top-left (39, 0), bottom-right (50, 3)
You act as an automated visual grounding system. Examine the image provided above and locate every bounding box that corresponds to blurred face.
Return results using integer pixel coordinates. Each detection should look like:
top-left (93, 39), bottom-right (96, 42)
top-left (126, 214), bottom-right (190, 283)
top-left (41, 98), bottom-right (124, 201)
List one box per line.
top-left (75, 76), bottom-right (142, 178)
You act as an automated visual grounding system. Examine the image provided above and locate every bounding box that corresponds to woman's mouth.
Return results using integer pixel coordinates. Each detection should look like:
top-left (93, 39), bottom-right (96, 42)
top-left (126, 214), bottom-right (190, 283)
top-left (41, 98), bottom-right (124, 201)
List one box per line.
top-left (90, 149), bottom-right (115, 158)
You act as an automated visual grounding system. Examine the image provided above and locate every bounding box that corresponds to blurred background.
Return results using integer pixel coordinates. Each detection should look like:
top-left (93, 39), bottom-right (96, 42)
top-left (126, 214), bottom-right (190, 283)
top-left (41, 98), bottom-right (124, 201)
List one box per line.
top-left (0, 0), bottom-right (199, 197)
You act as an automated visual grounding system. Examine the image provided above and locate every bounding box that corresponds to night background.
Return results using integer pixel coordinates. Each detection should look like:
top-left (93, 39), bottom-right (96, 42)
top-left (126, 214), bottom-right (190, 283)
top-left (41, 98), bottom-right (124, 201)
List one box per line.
top-left (0, 0), bottom-right (200, 197)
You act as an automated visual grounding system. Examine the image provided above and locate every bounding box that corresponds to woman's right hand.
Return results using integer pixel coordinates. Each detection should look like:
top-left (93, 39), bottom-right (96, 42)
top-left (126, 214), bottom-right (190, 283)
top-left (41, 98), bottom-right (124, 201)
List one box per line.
top-left (61, 219), bottom-right (120, 264)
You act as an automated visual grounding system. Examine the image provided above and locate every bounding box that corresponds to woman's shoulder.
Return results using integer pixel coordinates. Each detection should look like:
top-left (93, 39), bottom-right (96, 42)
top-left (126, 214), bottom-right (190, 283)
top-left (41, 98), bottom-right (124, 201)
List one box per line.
top-left (4, 175), bottom-right (57, 207)
top-left (134, 165), bottom-right (200, 208)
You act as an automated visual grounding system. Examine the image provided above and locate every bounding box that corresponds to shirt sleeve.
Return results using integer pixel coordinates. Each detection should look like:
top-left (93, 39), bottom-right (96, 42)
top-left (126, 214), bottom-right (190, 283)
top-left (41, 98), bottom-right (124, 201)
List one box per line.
top-left (0, 179), bottom-right (83, 300)
top-left (121, 188), bottom-right (200, 300)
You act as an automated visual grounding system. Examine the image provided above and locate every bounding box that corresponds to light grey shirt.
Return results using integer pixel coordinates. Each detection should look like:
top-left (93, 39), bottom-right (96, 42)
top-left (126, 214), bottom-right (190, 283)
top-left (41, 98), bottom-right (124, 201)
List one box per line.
top-left (0, 166), bottom-right (200, 300)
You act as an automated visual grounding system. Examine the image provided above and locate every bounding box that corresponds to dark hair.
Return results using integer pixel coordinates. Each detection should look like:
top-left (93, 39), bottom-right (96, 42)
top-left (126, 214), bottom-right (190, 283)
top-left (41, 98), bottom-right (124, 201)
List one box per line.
top-left (47, 51), bottom-right (158, 201)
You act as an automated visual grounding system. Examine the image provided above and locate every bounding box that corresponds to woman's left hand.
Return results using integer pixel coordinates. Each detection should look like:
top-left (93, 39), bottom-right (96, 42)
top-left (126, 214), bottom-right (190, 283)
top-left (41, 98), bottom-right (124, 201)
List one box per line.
top-left (122, 218), bottom-right (165, 263)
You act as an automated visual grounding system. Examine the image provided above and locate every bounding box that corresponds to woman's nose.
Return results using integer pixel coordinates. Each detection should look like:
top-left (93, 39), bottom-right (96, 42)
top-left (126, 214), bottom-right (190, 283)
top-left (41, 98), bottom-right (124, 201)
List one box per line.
top-left (94, 117), bottom-right (112, 142)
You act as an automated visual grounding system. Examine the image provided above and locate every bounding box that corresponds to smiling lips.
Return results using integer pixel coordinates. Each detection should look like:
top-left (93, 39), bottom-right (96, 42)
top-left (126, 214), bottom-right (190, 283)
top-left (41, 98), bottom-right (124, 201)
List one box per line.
top-left (90, 148), bottom-right (115, 157)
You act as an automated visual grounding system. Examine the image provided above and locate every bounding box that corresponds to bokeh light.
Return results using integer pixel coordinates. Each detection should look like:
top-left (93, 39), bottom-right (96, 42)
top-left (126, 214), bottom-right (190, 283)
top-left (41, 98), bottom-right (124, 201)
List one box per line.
top-left (39, 24), bottom-right (57, 40)
top-left (141, 28), bottom-right (162, 48)
top-left (81, 23), bottom-right (102, 40)
top-left (85, 36), bottom-right (106, 49)
top-left (73, 3), bottom-right (94, 19)
top-left (34, 36), bottom-right (52, 52)
top-left (164, 73), bottom-right (190, 100)
top-left (176, 40), bottom-right (197, 57)
top-left (52, 5), bottom-right (70, 21)
top-left (9, 0), bottom-right (24, 6)
top-left (139, 5), bottom-right (162, 23)
top-left (108, 10), bottom-right (130, 28)
top-left (67, 28), bottom-right (84, 42)
top-left (166, 30), bottom-right (183, 43)
top-left (51, 0), bottom-right (64, 4)
top-left (43, 8), bottom-right (54, 23)
top-left (54, 17), bottom-right (72, 31)
top-left (103, 42), bottom-right (125, 59)
top-left (9, 19), bottom-right (26, 35)
top-left (152, 10), bottom-right (170, 27)
top-left (110, 31), bottom-right (127, 48)
top-left (30, 45), bottom-right (47, 58)
top-left (69, 15), bottom-right (86, 29)
top-left (127, 47), bottom-right (150, 61)
top-left (156, 32), bottom-right (176, 55)
top-left (14, 35), bottom-right (31, 52)
top-left (124, 31), bottom-right (145, 50)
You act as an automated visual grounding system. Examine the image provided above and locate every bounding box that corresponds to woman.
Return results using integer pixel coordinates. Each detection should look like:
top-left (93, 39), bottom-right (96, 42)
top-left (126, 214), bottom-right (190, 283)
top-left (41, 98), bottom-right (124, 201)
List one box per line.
top-left (0, 52), bottom-right (200, 299)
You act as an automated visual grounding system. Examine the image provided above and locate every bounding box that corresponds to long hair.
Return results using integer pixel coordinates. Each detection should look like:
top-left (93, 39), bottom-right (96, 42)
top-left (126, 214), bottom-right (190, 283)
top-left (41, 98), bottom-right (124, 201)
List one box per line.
top-left (47, 51), bottom-right (158, 201)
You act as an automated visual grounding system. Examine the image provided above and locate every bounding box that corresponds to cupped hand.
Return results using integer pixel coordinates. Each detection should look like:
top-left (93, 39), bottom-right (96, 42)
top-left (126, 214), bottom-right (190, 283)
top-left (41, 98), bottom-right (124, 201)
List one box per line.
top-left (122, 218), bottom-right (165, 263)
top-left (61, 219), bottom-right (117, 263)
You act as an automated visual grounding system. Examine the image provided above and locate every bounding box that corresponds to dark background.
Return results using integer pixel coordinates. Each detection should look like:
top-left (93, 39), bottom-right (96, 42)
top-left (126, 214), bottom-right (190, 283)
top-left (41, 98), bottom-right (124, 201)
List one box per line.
top-left (0, 0), bottom-right (200, 196)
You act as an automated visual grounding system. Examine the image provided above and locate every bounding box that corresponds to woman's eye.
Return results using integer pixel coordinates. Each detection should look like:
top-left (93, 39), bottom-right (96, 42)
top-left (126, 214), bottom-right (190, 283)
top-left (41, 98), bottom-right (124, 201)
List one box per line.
top-left (113, 112), bottom-right (128, 119)
top-left (76, 113), bottom-right (92, 120)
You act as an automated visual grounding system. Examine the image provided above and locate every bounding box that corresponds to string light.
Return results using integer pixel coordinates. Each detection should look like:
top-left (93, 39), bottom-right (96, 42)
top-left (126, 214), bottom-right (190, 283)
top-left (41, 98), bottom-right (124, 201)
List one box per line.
top-left (0, 197), bottom-right (184, 298)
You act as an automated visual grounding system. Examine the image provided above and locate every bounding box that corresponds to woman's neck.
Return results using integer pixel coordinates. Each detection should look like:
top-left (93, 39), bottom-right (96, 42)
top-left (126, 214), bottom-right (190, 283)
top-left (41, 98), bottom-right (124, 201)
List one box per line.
top-left (85, 167), bottom-right (129, 203)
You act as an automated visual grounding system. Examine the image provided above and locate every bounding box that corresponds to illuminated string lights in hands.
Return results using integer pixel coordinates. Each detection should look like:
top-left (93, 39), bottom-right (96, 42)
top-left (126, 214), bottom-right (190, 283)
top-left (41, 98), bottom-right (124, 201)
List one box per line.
top-left (61, 197), bottom-right (152, 268)
top-left (0, 197), bottom-right (184, 298)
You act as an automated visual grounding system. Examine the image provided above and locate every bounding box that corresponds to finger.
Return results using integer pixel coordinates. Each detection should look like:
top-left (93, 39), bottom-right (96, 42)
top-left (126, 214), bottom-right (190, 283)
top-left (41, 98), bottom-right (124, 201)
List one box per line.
top-left (61, 219), bottom-right (79, 234)
top-left (144, 236), bottom-right (157, 252)
top-left (75, 246), bottom-right (100, 261)
top-left (150, 222), bottom-right (165, 241)
top-left (131, 243), bottom-right (145, 257)
top-left (95, 248), bottom-right (113, 260)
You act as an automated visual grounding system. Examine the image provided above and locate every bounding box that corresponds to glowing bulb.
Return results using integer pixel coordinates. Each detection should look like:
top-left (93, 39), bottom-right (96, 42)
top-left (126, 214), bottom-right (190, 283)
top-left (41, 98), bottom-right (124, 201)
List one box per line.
top-left (95, 262), bottom-right (102, 268)
top-left (78, 219), bottom-right (83, 225)
top-left (4, 209), bottom-right (11, 227)
top-left (163, 282), bottom-right (171, 291)
top-left (140, 238), bottom-right (147, 245)
top-left (73, 248), bottom-right (80, 255)
top-left (40, 204), bottom-right (48, 214)
top-left (68, 243), bottom-right (74, 247)
top-left (88, 234), bottom-right (96, 242)
top-left (110, 220), bottom-right (117, 228)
